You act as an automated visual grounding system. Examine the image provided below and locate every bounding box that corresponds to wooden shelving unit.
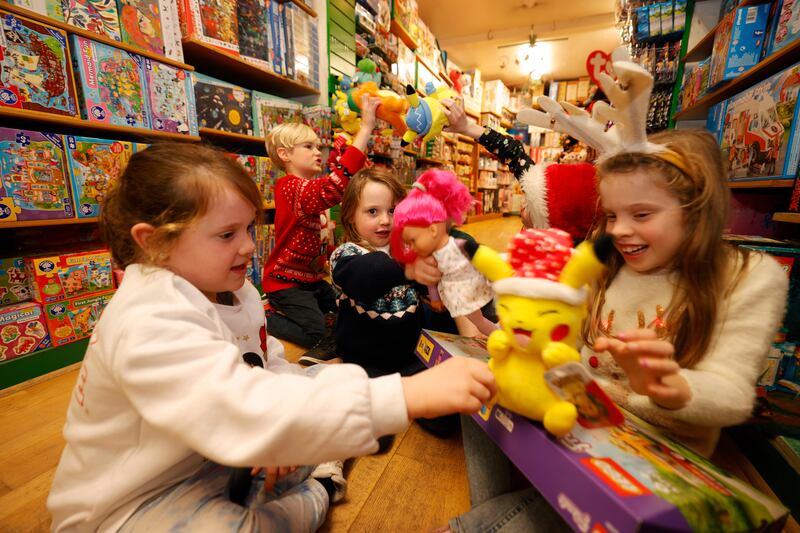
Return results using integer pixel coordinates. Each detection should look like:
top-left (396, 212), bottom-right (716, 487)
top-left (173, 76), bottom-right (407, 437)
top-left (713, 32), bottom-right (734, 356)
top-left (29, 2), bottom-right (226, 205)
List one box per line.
top-left (674, 39), bottom-right (800, 121)
top-left (0, 339), bottom-right (88, 390)
top-left (0, 107), bottom-right (201, 144)
top-left (278, 0), bottom-right (317, 18)
top-left (390, 19), bottom-right (417, 50)
top-left (417, 157), bottom-right (444, 166)
top-left (728, 180), bottom-right (793, 189)
top-left (0, 1), bottom-right (193, 71)
top-left (0, 217), bottom-right (99, 229)
top-left (682, 0), bottom-right (772, 62)
top-left (182, 38), bottom-right (319, 97)
top-left (198, 128), bottom-right (266, 146)
top-left (773, 212), bottom-right (800, 223)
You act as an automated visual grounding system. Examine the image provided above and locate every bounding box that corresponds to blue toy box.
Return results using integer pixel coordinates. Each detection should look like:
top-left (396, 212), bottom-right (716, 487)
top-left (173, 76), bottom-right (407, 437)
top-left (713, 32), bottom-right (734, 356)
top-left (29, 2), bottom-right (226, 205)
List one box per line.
top-left (706, 99), bottom-right (728, 143)
top-left (64, 135), bottom-right (134, 218)
top-left (143, 59), bottom-right (197, 135)
top-left (0, 127), bottom-right (73, 223)
top-left (720, 62), bottom-right (800, 181)
top-left (767, 0), bottom-right (800, 58)
top-left (70, 35), bottom-right (150, 129)
top-left (709, 4), bottom-right (770, 88)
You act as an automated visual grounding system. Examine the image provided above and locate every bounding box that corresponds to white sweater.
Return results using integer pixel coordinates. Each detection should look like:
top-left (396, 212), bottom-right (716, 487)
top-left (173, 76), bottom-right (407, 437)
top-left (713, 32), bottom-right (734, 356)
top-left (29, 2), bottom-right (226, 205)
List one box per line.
top-left (48, 264), bottom-right (409, 532)
top-left (581, 253), bottom-right (788, 456)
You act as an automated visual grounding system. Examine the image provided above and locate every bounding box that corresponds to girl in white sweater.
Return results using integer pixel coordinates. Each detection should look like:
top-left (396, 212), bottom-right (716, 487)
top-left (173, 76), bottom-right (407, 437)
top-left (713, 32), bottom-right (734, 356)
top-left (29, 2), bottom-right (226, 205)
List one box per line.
top-left (47, 143), bottom-right (496, 533)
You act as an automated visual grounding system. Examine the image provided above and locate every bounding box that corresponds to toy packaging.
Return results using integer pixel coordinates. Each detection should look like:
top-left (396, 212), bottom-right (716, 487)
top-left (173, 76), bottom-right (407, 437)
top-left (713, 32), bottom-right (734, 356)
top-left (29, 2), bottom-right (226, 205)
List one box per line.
top-left (43, 289), bottom-right (114, 346)
top-left (26, 248), bottom-right (114, 303)
top-left (8, 0), bottom-right (64, 20)
top-left (258, 155), bottom-right (281, 205)
top-left (70, 35), bottom-right (150, 129)
top-left (708, 4), bottom-right (770, 88)
top-left (0, 127), bottom-right (74, 223)
top-left (144, 59), bottom-right (197, 135)
top-left (0, 257), bottom-right (31, 304)
top-left (0, 301), bottom-right (51, 361)
top-left (116, 0), bottom-right (165, 55)
top-left (193, 72), bottom-right (253, 135)
top-left (266, 0), bottom-right (283, 75)
top-left (720, 62), bottom-right (800, 181)
top-left (767, 0), bottom-right (800, 58)
top-left (286, 2), bottom-right (317, 86)
top-left (64, 135), bottom-right (133, 218)
top-left (251, 91), bottom-right (302, 138)
top-left (62, 0), bottom-right (122, 41)
top-left (705, 99), bottom-right (728, 143)
top-left (157, 0), bottom-right (183, 62)
top-left (237, 0), bottom-right (272, 71)
top-left (177, 0), bottom-right (239, 53)
top-left (0, 12), bottom-right (79, 117)
top-left (415, 329), bottom-right (790, 532)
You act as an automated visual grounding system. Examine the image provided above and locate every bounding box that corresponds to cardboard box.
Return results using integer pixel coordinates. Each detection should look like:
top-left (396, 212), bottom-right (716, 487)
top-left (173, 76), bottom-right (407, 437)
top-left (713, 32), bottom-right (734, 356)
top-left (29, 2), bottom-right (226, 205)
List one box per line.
top-left (0, 301), bottom-right (51, 361)
top-left (709, 4), bottom-right (770, 88)
top-left (415, 329), bottom-right (789, 532)
top-left (143, 59), bottom-right (197, 135)
top-left (26, 249), bottom-right (114, 304)
top-left (177, 0), bottom-right (239, 54)
top-left (192, 73), bottom-right (253, 135)
top-left (43, 290), bottom-right (114, 346)
top-left (65, 135), bottom-right (134, 218)
top-left (767, 0), bottom-right (800, 58)
top-left (0, 257), bottom-right (31, 304)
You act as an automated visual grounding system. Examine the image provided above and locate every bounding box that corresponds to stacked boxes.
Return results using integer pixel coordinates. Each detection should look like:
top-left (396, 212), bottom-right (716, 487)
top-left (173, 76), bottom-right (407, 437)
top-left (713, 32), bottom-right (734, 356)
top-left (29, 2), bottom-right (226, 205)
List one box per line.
top-left (708, 4), bottom-right (770, 88)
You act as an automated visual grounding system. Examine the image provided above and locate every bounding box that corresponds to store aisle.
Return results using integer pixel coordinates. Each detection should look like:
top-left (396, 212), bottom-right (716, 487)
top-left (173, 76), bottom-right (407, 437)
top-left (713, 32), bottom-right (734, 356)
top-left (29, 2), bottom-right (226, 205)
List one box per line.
top-left (0, 215), bottom-right (523, 532)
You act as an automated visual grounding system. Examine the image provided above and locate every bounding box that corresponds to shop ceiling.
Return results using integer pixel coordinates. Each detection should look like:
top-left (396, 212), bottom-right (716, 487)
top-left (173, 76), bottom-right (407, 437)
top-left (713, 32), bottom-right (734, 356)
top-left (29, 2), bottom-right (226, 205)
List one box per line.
top-left (418, 0), bottom-right (622, 87)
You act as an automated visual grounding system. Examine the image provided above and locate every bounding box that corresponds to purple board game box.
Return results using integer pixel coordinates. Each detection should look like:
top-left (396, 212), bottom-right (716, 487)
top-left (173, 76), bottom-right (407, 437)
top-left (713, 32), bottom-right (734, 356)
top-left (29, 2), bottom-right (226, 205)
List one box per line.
top-left (415, 329), bottom-right (789, 532)
top-left (70, 34), bottom-right (150, 128)
top-left (0, 127), bottom-right (73, 223)
top-left (144, 58), bottom-right (197, 134)
top-left (0, 11), bottom-right (79, 117)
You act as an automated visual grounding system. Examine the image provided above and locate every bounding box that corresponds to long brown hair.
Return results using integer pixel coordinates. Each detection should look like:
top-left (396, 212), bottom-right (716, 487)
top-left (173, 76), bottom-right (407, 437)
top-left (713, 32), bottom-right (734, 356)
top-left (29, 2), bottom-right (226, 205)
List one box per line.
top-left (584, 129), bottom-right (749, 368)
top-left (102, 143), bottom-right (263, 268)
top-left (339, 167), bottom-right (406, 251)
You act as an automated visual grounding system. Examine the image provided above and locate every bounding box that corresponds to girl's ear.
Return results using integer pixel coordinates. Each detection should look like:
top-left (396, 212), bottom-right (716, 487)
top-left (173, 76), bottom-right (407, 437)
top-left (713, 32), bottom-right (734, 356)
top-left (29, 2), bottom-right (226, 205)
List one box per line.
top-left (130, 223), bottom-right (156, 252)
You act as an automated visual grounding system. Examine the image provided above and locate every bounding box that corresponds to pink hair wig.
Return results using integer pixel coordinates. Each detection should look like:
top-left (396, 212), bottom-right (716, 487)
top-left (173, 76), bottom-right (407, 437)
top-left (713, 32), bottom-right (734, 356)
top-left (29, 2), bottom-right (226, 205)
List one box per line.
top-left (390, 169), bottom-right (474, 263)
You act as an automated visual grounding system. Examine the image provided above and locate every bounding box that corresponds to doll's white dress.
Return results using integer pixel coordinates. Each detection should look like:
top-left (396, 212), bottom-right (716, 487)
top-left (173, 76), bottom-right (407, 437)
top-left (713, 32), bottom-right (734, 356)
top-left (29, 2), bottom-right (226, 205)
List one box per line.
top-left (432, 237), bottom-right (494, 317)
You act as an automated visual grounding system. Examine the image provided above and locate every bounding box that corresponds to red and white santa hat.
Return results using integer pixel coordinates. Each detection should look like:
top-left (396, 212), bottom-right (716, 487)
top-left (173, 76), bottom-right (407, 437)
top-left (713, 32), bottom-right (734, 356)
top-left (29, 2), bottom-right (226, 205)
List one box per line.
top-left (520, 161), bottom-right (599, 242)
top-left (493, 228), bottom-right (586, 305)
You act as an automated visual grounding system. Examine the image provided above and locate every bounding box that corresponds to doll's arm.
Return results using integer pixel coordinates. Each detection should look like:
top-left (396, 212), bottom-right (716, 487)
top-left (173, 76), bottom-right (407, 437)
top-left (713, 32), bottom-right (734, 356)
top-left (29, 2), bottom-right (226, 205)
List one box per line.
top-left (487, 330), bottom-right (512, 361)
top-left (542, 341), bottom-right (581, 369)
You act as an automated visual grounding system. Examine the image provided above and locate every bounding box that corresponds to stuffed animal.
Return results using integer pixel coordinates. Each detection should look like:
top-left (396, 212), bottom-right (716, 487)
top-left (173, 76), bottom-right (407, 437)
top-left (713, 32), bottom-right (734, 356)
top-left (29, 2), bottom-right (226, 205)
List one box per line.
top-left (401, 82), bottom-right (458, 146)
top-left (469, 228), bottom-right (612, 437)
top-left (348, 81), bottom-right (409, 136)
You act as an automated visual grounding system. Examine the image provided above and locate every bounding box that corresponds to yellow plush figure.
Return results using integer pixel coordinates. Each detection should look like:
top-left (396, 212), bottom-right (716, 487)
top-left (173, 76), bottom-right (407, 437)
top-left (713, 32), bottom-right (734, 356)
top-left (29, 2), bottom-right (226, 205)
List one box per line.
top-left (401, 83), bottom-right (458, 146)
top-left (331, 88), bottom-right (361, 143)
top-left (470, 228), bottom-right (611, 437)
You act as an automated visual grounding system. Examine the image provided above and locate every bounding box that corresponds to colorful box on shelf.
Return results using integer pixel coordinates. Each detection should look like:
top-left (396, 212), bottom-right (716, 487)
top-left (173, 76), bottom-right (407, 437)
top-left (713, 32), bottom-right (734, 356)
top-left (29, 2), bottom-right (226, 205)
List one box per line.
top-left (0, 11), bottom-right (79, 117)
top-left (767, 0), bottom-right (800, 58)
top-left (0, 127), bottom-right (74, 223)
top-left (177, 0), bottom-right (239, 54)
top-left (157, 0), bottom-right (183, 62)
top-left (192, 72), bottom-right (254, 135)
top-left (0, 257), bottom-right (31, 304)
top-left (63, 0), bottom-right (122, 41)
top-left (143, 59), bottom-right (197, 134)
top-left (720, 62), bottom-right (800, 182)
top-left (708, 4), bottom-right (770, 89)
top-left (43, 289), bottom-right (114, 346)
top-left (116, 0), bottom-right (165, 55)
top-left (70, 35), bottom-right (151, 128)
top-left (65, 135), bottom-right (134, 218)
top-left (25, 249), bottom-right (114, 304)
top-left (8, 0), bottom-right (64, 20)
top-left (0, 301), bottom-right (51, 361)
top-left (251, 91), bottom-right (302, 138)
top-left (705, 99), bottom-right (728, 143)
top-left (237, 0), bottom-right (273, 72)
top-left (414, 329), bottom-right (789, 532)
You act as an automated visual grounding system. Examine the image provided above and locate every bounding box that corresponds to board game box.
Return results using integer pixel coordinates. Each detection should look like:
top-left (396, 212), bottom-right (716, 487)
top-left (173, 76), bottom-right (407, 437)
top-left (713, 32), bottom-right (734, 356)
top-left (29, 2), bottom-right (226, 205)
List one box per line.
top-left (0, 127), bottom-right (73, 223)
top-left (144, 58), bottom-right (197, 134)
top-left (709, 4), bottom-right (770, 88)
top-left (62, 0), bottom-right (122, 41)
top-left (177, 0), bottom-right (238, 53)
top-left (157, 0), bottom-right (183, 61)
top-left (251, 90), bottom-right (302, 138)
top-left (415, 329), bottom-right (789, 532)
top-left (0, 301), bottom-right (51, 361)
top-left (8, 0), bottom-right (64, 20)
top-left (720, 62), bottom-right (800, 181)
top-left (116, 0), bottom-right (164, 55)
top-left (70, 35), bottom-right (150, 129)
top-left (767, 0), bottom-right (800, 58)
top-left (0, 257), bottom-right (31, 305)
top-left (64, 135), bottom-right (133, 218)
top-left (43, 289), bottom-right (114, 346)
top-left (26, 248), bottom-right (114, 303)
top-left (0, 11), bottom-right (78, 117)
top-left (193, 72), bottom-right (253, 135)
top-left (237, 0), bottom-right (271, 71)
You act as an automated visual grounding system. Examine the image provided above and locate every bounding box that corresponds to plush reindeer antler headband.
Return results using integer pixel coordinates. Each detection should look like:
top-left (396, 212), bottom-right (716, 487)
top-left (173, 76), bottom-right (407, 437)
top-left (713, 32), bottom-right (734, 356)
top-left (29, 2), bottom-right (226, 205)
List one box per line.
top-left (516, 47), bottom-right (689, 174)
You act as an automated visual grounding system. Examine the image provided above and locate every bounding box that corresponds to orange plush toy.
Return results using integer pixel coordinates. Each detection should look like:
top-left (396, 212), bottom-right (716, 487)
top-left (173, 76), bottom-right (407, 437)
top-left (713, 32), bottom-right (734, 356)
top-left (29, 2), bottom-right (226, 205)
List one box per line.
top-left (348, 81), bottom-right (409, 136)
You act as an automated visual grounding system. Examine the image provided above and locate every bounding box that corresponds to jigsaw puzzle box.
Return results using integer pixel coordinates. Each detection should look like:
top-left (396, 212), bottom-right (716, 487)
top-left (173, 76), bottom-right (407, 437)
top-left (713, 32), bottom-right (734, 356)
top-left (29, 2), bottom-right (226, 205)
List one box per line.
top-left (415, 329), bottom-right (788, 532)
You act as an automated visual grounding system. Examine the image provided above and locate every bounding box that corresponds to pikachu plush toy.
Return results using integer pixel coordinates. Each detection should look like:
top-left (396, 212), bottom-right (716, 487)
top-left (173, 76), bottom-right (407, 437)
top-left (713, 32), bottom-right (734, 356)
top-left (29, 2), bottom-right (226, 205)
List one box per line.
top-left (469, 228), bottom-right (612, 437)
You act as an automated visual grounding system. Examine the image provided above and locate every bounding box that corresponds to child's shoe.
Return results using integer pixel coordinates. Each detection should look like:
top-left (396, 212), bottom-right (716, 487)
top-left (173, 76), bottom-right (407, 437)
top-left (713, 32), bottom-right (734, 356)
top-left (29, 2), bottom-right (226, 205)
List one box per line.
top-left (297, 331), bottom-right (338, 366)
top-left (311, 460), bottom-right (347, 502)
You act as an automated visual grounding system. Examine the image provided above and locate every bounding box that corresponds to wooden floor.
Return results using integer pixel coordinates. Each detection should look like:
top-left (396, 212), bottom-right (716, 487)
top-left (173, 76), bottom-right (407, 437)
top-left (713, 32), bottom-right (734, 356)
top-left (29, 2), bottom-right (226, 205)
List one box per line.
top-left (0, 215), bottom-right (524, 533)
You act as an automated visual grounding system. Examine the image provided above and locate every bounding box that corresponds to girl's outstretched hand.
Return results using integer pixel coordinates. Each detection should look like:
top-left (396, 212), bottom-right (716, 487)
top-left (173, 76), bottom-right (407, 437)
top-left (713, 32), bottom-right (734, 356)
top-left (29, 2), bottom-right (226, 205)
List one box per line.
top-left (401, 357), bottom-right (496, 419)
top-left (441, 98), bottom-right (484, 139)
top-left (593, 329), bottom-right (691, 410)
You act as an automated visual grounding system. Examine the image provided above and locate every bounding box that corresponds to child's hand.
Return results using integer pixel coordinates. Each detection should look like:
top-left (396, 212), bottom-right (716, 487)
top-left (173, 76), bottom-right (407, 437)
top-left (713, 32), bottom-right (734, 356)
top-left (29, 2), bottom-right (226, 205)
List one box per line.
top-left (404, 256), bottom-right (442, 285)
top-left (441, 98), bottom-right (484, 139)
top-left (359, 95), bottom-right (381, 131)
top-left (593, 329), bottom-right (691, 409)
top-left (251, 465), bottom-right (299, 492)
top-left (402, 357), bottom-right (496, 419)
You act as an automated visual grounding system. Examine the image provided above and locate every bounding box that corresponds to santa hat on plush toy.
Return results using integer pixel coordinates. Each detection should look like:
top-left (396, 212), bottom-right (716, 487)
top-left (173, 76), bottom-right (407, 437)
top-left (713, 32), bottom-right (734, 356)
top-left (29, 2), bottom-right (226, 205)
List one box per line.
top-left (520, 161), bottom-right (598, 241)
top-left (493, 228), bottom-right (587, 305)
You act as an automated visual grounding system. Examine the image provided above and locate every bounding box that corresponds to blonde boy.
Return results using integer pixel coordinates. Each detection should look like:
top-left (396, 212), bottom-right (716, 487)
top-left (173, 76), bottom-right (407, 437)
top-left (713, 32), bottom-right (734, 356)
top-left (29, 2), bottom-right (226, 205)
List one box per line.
top-left (263, 97), bottom-right (379, 353)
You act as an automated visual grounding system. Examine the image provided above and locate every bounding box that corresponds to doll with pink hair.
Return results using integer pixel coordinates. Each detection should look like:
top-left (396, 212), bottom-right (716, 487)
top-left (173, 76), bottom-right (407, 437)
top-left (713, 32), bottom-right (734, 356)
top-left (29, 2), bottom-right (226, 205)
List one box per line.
top-left (391, 169), bottom-right (497, 335)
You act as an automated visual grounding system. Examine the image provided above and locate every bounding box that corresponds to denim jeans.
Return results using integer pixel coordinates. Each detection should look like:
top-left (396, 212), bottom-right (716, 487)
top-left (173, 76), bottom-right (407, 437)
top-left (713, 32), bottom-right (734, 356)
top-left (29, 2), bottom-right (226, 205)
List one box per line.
top-left (266, 281), bottom-right (338, 348)
top-left (449, 416), bottom-right (571, 533)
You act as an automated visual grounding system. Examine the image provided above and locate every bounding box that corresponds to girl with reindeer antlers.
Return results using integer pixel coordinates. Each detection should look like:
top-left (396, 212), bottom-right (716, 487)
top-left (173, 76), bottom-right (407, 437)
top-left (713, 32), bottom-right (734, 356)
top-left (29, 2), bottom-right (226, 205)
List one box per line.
top-left (436, 47), bottom-right (788, 533)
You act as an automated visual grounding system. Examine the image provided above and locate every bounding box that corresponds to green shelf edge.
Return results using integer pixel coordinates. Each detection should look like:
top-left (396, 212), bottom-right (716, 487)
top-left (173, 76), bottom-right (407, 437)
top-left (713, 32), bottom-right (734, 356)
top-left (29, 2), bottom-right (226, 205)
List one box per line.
top-left (0, 338), bottom-right (87, 390)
